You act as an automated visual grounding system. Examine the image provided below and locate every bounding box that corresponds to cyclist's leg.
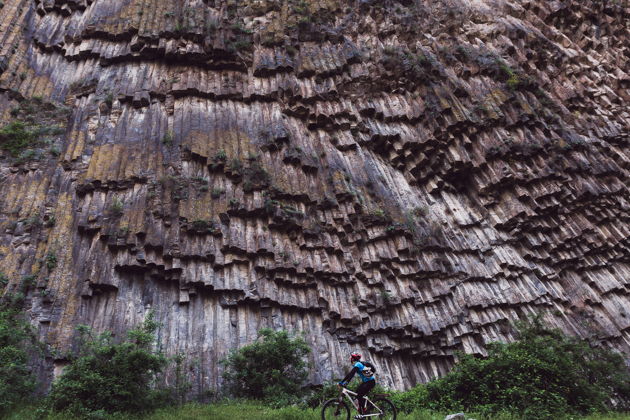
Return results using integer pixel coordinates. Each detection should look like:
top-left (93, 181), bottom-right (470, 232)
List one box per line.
top-left (356, 380), bottom-right (376, 413)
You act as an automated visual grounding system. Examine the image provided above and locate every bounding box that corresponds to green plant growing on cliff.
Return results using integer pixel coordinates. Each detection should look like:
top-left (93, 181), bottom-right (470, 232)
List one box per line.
top-left (0, 121), bottom-right (38, 157)
top-left (110, 198), bottom-right (124, 216)
top-left (227, 39), bottom-right (253, 53)
top-left (45, 312), bottom-right (168, 417)
top-left (190, 219), bottom-right (214, 232)
top-left (379, 289), bottom-right (392, 302)
top-left (161, 131), bottom-right (173, 147)
top-left (210, 187), bottom-right (224, 199)
top-left (0, 277), bottom-right (39, 416)
top-left (423, 315), bottom-right (630, 419)
top-left (212, 149), bottom-right (227, 165)
top-left (44, 252), bottom-right (57, 271)
top-left (170, 353), bottom-right (192, 406)
top-left (227, 157), bottom-right (243, 175)
top-left (231, 22), bottom-right (252, 35)
top-left (497, 62), bottom-right (522, 91)
top-left (23, 214), bottom-right (42, 230)
top-left (222, 328), bottom-right (310, 407)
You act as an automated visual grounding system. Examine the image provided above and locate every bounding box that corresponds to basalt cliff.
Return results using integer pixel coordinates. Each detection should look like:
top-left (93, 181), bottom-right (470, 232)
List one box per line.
top-left (0, 0), bottom-right (629, 394)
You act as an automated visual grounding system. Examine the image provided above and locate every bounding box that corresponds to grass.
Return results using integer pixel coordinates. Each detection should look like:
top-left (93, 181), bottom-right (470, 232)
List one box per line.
top-left (6, 403), bottom-right (630, 420)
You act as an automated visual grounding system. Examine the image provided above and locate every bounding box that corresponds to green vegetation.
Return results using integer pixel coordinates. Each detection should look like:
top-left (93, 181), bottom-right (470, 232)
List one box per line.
top-left (389, 316), bottom-right (630, 420)
top-left (372, 208), bottom-right (386, 218)
top-left (3, 313), bottom-right (629, 420)
top-left (381, 46), bottom-right (433, 84)
top-left (215, 149), bottom-right (227, 161)
top-left (227, 39), bottom-right (253, 52)
top-left (190, 219), bottom-right (214, 232)
top-left (242, 160), bottom-right (270, 193)
top-left (0, 96), bottom-right (69, 162)
top-left (0, 121), bottom-right (38, 157)
top-left (222, 328), bottom-right (310, 406)
top-left (0, 276), bottom-right (39, 416)
top-left (161, 131), bottom-right (173, 147)
top-left (44, 252), bottom-right (57, 271)
top-left (45, 313), bottom-right (168, 417)
top-left (227, 157), bottom-right (243, 175)
top-left (104, 92), bottom-right (114, 108)
top-left (231, 23), bottom-right (252, 35)
top-left (6, 403), bottom-right (630, 420)
top-left (499, 63), bottom-right (521, 90)
top-left (110, 197), bottom-right (124, 215)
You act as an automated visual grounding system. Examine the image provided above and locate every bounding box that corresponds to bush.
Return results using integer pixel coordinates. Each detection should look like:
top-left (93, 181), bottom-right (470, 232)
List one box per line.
top-left (0, 278), bottom-right (39, 415)
top-left (424, 316), bottom-right (630, 419)
top-left (390, 383), bottom-right (429, 414)
top-left (0, 121), bottom-right (38, 157)
top-left (222, 328), bottom-right (310, 406)
top-left (46, 313), bottom-right (168, 417)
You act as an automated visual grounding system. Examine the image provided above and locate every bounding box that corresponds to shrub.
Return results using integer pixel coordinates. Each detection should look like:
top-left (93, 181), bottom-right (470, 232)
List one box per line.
top-left (110, 198), bottom-right (124, 216)
top-left (0, 121), bottom-right (38, 157)
top-left (161, 131), bottom-right (173, 147)
top-left (210, 188), bottom-right (224, 199)
top-left (0, 278), bottom-right (39, 416)
top-left (390, 383), bottom-right (429, 414)
top-left (45, 253), bottom-right (57, 270)
top-left (425, 316), bottom-right (630, 419)
top-left (46, 313), bottom-right (168, 417)
top-left (222, 328), bottom-right (310, 406)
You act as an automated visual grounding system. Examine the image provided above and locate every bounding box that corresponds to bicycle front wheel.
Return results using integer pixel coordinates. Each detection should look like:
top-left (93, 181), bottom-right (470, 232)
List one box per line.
top-left (373, 397), bottom-right (397, 420)
top-left (321, 398), bottom-right (350, 420)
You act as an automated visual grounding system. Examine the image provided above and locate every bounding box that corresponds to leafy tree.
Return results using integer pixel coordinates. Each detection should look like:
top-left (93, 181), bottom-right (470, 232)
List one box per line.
top-left (425, 316), bottom-right (630, 419)
top-left (0, 300), bottom-right (37, 415)
top-left (222, 328), bottom-right (310, 405)
top-left (46, 313), bottom-right (168, 417)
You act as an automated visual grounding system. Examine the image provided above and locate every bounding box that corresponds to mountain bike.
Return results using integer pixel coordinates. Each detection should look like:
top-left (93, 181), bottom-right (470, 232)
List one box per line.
top-left (321, 385), bottom-right (397, 419)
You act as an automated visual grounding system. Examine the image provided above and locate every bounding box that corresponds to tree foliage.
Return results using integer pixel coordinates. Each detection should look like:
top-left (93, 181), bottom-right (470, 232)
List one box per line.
top-left (46, 313), bottom-right (168, 417)
top-left (422, 316), bottom-right (630, 419)
top-left (222, 328), bottom-right (310, 405)
top-left (0, 275), bottom-right (39, 415)
top-left (0, 304), bottom-right (37, 415)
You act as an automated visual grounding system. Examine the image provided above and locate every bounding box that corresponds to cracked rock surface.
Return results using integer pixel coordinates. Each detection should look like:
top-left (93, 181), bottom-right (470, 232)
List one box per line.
top-left (0, 0), bottom-right (628, 392)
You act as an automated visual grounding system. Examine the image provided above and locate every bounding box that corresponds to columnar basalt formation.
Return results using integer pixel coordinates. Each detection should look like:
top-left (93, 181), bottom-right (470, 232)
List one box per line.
top-left (0, 0), bottom-right (628, 393)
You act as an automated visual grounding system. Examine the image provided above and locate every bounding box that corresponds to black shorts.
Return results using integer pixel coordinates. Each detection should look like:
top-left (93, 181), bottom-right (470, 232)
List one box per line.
top-left (356, 379), bottom-right (375, 397)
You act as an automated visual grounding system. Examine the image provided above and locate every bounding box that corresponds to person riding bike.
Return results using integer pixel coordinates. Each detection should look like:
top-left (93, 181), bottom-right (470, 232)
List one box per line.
top-left (338, 352), bottom-right (376, 418)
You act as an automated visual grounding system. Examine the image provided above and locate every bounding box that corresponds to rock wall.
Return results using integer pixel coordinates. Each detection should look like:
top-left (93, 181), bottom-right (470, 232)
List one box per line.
top-left (0, 0), bottom-right (629, 393)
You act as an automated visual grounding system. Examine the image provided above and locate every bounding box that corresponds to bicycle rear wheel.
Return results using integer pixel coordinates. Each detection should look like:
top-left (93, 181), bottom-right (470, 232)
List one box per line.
top-left (321, 398), bottom-right (350, 420)
top-left (372, 397), bottom-right (396, 419)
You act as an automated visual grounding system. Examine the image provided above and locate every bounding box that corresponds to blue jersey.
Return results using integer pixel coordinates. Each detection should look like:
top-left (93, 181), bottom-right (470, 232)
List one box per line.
top-left (340, 360), bottom-right (376, 385)
top-left (354, 361), bottom-right (375, 382)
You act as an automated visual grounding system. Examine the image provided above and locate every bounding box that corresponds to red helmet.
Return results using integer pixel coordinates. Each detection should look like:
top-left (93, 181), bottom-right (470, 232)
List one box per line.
top-left (350, 352), bottom-right (361, 362)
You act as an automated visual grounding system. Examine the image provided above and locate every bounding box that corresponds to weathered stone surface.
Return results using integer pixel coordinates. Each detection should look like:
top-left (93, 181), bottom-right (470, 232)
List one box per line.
top-left (0, 0), bottom-right (628, 394)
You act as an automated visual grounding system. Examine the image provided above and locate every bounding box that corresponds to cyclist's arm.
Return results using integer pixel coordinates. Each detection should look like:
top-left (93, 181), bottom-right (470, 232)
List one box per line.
top-left (338, 366), bottom-right (359, 386)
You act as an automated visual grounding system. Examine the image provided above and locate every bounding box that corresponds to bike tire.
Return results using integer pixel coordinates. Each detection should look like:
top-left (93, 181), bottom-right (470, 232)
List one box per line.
top-left (372, 397), bottom-right (397, 419)
top-left (321, 398), bottom-right (351, 420)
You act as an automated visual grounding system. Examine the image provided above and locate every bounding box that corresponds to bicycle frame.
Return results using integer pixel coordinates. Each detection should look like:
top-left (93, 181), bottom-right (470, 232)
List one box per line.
top-left (338, 386), bottom-right (383, 418)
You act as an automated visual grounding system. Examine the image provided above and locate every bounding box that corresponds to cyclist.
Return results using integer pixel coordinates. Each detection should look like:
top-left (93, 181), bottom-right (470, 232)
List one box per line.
top-left (338, 352), bottom-right (376, 418)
